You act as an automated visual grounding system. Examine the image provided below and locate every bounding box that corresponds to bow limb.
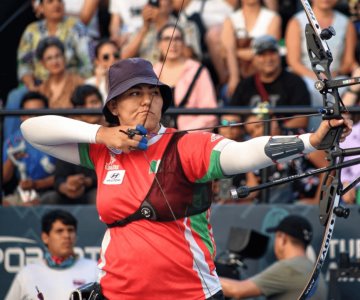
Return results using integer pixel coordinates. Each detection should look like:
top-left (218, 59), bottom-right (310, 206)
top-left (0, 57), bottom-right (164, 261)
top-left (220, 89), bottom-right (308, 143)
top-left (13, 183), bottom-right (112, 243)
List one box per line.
top-left (298, 1), bottom-right (350, 299)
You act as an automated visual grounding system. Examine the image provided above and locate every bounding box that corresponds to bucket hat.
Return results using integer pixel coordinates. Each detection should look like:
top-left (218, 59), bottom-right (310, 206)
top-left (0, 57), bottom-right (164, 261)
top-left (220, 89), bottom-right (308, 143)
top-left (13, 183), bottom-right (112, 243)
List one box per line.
top-left (103, 58), bottom-right (173, 124)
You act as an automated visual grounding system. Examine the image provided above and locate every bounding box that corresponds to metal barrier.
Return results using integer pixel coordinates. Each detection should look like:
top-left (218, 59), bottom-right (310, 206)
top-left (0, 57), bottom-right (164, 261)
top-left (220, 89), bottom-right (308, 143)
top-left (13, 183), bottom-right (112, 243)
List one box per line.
top-left (2, 106), bottom-right (360, 204)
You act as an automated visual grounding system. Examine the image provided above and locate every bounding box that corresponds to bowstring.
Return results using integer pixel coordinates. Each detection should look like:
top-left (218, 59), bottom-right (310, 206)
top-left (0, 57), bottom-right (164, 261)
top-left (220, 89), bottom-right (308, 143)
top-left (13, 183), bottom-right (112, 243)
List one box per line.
top-left (159, 112), bottom-right (322, 135)
top-left (141, 0), bottom-right (185, 128)
top-left (139, 0), bottom-right (216, 297)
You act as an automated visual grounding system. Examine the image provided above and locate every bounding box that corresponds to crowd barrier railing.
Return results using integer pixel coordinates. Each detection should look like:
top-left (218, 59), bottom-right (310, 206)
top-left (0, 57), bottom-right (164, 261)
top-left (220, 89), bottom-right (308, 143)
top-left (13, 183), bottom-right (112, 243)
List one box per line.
top-left (2, 106), bottom-right (360, 204)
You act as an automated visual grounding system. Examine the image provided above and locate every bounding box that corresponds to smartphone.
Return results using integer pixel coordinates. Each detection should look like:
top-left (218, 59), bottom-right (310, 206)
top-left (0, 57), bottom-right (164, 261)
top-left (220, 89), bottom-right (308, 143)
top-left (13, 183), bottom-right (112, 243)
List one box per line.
top-left (148, 0), bottom-right (159, 7)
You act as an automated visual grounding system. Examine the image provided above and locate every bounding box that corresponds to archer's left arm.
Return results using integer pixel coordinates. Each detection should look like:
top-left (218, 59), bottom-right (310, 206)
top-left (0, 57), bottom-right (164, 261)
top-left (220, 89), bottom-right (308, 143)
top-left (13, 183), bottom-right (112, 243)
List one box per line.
top-left (219, 119), bottom-right (352, 176)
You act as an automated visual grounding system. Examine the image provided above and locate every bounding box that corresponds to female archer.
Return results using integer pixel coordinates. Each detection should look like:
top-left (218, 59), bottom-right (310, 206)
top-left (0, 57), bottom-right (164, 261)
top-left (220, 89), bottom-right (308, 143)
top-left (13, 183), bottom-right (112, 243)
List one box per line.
top-left (21, 58), bottom-right (351, 299)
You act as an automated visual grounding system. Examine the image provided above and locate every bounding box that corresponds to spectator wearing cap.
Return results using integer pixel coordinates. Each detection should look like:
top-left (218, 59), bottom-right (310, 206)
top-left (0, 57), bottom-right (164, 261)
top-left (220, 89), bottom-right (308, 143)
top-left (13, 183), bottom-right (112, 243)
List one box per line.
top-left (230, 35), bottom-right (311, 130)
top-left (229, 36), bottom-right (329, 205)
top-left (221, 0), bottom-right (282, 99)
top-left (220, 215), bottom-right (327, 300)
top-left (285, 0), bottom-right (358, 132)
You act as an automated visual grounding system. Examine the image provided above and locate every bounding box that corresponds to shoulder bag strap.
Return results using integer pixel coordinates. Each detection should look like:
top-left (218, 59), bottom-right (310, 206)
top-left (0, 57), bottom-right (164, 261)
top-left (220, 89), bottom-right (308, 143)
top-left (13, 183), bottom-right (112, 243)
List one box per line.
top-left (177, 64), bottom-right (204, 108)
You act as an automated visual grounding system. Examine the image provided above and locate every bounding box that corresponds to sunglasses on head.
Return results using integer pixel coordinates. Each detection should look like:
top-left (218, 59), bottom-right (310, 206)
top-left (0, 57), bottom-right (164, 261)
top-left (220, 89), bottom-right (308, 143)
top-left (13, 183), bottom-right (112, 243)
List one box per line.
top-left (102, 52), bottom-right (120, 61)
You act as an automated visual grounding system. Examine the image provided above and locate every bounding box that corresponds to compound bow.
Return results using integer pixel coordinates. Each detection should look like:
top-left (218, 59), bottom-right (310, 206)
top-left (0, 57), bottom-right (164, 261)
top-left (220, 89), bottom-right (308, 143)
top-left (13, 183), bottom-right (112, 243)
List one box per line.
top-left (131, 0), bottom-right (360, 299)
top-left (230, 1), bottom-right (360, 299)
top-left (298, 1), bottom-right (351, 298)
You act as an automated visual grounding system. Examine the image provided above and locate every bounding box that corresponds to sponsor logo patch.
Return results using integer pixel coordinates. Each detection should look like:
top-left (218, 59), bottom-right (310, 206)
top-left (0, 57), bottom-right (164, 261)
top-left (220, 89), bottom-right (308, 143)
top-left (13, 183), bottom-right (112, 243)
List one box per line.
top-left (105, 152), bottom-right (120, 170)
top-left (103, 170), bottom-right (125, 185)
top-left (211, 134), bottom-right (222, 142)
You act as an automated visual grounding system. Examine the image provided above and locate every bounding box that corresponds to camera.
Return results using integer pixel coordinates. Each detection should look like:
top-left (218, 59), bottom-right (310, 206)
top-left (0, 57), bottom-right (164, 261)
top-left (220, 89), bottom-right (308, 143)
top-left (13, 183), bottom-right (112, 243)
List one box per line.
top-left (148, 0), bottom-right (159, 7)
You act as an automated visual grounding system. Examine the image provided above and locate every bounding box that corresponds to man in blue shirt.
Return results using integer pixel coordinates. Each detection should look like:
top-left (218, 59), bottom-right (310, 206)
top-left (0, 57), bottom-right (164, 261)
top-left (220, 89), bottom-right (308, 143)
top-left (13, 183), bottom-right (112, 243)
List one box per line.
top-left (2, 91), bottom-right (56, 205)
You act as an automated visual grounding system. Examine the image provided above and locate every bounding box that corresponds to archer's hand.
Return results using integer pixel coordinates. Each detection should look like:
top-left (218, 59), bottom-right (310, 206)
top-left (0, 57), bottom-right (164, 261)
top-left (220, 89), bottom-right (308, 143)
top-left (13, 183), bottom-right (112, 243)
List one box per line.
top-left (310, 118), bottom-right (353, 149)
top-left (96, 125), bottom-right (148, 153)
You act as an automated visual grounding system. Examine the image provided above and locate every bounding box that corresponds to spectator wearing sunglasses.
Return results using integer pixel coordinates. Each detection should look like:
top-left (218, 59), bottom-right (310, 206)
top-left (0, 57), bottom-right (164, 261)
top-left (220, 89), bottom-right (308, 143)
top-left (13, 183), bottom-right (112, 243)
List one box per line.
top-left (86, 39), bottom-right (121, 101)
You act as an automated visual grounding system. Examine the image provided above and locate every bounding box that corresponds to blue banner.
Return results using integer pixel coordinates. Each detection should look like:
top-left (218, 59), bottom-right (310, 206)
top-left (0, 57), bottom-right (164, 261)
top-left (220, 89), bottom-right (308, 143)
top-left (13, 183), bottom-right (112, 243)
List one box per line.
top-left (1, 204), bottom-right (359, 299)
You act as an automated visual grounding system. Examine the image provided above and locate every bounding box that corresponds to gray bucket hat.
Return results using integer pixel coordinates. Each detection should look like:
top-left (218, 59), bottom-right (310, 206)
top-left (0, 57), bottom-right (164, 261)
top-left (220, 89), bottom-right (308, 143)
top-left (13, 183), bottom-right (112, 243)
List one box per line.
top-left (103, 58), bottom-right (173, 124)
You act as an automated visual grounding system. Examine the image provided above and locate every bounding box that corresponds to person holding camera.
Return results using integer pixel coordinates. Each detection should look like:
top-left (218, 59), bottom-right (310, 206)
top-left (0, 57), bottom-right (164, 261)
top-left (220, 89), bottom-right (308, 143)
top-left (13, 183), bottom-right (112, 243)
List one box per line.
top-left (220, 215), bottom-right (327, 299)
top-left (120, 0), bottom-right (202, 63)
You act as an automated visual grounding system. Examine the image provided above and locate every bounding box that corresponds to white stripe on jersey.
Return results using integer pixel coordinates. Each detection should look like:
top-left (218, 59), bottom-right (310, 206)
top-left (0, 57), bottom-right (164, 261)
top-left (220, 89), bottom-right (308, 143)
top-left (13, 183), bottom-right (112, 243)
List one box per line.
top-left (183, 218), bottom-right (222, 298)
top-left (98, 229), bottom-right (111, 281)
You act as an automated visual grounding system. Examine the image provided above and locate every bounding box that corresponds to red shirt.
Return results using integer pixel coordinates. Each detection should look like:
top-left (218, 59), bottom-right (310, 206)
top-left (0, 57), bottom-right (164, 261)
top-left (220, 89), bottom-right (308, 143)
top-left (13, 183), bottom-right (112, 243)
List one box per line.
top-left (79, 128), bottom-right (229, 299)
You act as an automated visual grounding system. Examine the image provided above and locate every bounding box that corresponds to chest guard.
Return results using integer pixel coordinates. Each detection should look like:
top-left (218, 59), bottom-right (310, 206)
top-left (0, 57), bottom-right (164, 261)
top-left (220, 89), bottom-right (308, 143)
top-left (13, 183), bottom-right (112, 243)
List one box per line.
top-left (107, 132), bottom-right (213, 228)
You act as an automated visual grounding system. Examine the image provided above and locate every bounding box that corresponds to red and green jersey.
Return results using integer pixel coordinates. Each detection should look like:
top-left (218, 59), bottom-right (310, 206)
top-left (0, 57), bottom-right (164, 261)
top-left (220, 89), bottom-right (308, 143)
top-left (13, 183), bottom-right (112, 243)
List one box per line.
top-left (78, 128), bottom-right (231, 299)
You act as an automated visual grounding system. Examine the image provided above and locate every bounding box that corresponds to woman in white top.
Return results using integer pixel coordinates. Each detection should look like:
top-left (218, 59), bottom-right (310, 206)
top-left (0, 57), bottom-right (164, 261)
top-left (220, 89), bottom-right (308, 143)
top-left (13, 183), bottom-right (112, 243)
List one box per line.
top-left (108, 0), bottom-right (147, 47)
top-left (221, 0), bottom-right (281, 97)
top-left (285, 0), bottom-right (358, 81)
top-left (285, 0), bottom-right (358, 131)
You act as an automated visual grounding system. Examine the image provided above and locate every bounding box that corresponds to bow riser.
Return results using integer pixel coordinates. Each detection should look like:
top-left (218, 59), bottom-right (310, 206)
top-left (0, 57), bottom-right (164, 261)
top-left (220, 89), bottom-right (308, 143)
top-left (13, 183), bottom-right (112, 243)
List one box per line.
top-left (298, 0), bottom-right (350, 298)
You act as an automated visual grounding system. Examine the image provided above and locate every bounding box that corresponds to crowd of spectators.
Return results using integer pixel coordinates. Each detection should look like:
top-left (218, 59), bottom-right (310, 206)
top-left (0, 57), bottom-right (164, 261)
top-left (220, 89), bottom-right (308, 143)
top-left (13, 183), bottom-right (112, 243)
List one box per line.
top-left (2, 0), bottom-right (360, 206)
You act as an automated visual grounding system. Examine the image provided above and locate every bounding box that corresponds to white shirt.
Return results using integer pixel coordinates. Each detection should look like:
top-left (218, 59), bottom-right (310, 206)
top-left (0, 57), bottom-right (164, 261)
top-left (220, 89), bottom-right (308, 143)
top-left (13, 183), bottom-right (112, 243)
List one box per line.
top-left (184, 0), bottom-right (234, 28)
top-left (85, 76), bottom-right (108, 103)
top-left (63, 0), bottom-right (100, 38)
top-left (5, 258), bottom-right (99, 300)
top-left (109, 0), bottom-right (147, 34)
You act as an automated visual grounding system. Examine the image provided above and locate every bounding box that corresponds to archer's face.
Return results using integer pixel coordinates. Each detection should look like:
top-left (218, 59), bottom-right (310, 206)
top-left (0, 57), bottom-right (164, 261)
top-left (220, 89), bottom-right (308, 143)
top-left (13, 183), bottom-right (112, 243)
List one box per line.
top-left (41, 220), bottom-right (76, 258)
top-left (107, 84), bottom-right (163, 133)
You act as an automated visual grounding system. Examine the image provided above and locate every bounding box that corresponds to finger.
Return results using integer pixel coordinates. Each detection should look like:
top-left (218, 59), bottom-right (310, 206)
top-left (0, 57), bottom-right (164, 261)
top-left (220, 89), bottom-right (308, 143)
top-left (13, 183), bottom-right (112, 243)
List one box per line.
top-left (136, 124), bottom-right (147, 135)
top-left (125, 138), bottom-right (148, 151)
top-left (137, 142), bottom-right (148, 150)
top-left (327, 119), bottom-right (344, 128)
top-left (131, 135), bottom-right (143, 142)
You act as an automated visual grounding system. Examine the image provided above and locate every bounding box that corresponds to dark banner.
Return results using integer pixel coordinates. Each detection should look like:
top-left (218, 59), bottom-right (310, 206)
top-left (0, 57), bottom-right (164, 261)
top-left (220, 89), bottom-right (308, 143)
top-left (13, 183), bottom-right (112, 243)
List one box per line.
top-left (0, 204), bottom-right (359, 299)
